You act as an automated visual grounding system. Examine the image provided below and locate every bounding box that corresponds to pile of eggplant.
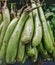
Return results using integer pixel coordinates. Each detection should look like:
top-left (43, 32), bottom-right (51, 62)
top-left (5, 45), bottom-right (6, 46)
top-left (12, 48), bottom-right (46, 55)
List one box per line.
top-left (0, 0), bottom-right (55, 65)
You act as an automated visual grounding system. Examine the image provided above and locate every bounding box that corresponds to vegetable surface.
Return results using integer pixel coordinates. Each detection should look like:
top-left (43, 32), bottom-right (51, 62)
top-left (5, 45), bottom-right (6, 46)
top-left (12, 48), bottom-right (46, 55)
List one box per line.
top-left (6, 12), bottom-right (29, 64)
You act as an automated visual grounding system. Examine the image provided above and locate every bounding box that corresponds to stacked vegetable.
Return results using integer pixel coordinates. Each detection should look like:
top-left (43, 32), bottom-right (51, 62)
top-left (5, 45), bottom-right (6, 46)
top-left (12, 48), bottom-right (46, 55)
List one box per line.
top-left (0, 0), bottom-right (55, 65)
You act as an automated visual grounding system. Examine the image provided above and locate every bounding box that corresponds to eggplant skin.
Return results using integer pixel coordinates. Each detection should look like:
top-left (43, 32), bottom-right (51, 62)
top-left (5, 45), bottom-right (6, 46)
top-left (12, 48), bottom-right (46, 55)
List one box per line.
top-left (21, 13), bottom-right (34, 44)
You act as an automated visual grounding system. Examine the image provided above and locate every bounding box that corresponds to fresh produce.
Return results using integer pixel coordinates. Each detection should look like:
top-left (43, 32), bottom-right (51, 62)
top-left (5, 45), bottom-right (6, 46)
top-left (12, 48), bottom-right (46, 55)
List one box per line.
top-left (6, 11), bottom-right (29, 64)
top-left (0, 0), bottom-right (55, 64)
top-left (37, 3), bottom-right (54, 53)
top-left (17, 12), bottom-right (34, 63)
top-left (26, 43), bottom-right (38, 62)
top-left (51, 15), bottom-right (55, 38)
top-left (17, 41), bottom-right (25, 63)
top-left (47, 21), bottom-right (54, 44)
top-left (21, 54), bottom-right (28, 64)
top-left (10, 3), bottom-right (16, 20)
top-left (0, 2), bottom-right (10, 48)
top-left (38, 42), bottom-right (52, 61)
top-left (21, 12), bottom-right (34, 44)
top-left (32, 3), bottom-right (42, 47)
top-left (31, 48), bottom-right (38, 62)
top-left (0, 17), bottom-right (19, 62)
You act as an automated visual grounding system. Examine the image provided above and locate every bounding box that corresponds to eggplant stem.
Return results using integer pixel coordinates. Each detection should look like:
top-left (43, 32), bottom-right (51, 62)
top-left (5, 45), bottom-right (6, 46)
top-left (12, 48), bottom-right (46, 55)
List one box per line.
top-left (18, 4), bottom-right (27, 16)
top-left (24, 4), bottom-right (42, 13)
